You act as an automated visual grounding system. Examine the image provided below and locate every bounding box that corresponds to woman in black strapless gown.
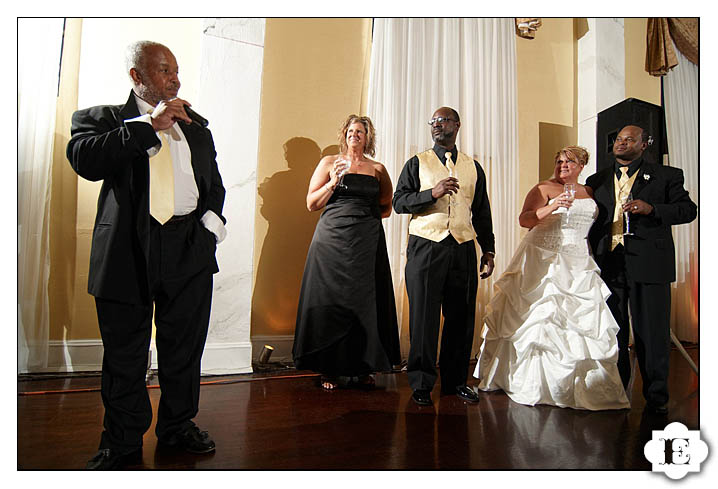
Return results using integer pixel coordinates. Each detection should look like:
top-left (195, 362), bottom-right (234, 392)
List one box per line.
top-left (293, 115), bottom-right (400, 390)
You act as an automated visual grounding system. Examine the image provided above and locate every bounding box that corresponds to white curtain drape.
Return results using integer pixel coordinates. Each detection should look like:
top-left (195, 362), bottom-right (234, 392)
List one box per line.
top-left (663, 45), bottom-right (699, 343)
top-left (367, 18), bottom-right (519, 358)
top-left (18, 19), bottom-right (65, 372)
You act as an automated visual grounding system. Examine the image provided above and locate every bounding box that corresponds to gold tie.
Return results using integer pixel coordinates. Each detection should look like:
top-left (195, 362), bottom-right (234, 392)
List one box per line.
top-left (445, 152), bottom-right (455, 173)
top-left (150, 131), bottom-right (175, 224)
top-left (611, 167), bottom-right (630, 250)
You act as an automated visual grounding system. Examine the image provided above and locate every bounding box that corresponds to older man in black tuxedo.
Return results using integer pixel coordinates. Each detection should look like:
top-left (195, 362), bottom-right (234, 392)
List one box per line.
top-left (67, 41), bottom-right (226, 469)
top-left (585, 124), bottom-right (696, 415)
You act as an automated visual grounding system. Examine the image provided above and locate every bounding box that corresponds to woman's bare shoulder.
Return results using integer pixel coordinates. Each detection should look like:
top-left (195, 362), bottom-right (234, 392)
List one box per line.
top-left (369, 159), bottom-right (387, 171)
top-left (534, 179), bottom-right (560, 193)
top-left (317, 154), bottom-right (339, 167)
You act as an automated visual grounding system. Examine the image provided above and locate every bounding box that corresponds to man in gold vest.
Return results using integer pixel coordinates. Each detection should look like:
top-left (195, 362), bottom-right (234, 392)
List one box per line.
top-left (586, 124), bottom-right (696, 415)
top-left (393, 107), bottom-right (495, 406)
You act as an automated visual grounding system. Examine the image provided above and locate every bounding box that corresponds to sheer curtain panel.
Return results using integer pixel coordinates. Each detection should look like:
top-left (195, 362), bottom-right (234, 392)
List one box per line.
top-left (18, 19), bottom-right (65, 372)
top-left (367, 18), bottom-right (519, 357)
top-left (663, 46), bottom-right (699, 343)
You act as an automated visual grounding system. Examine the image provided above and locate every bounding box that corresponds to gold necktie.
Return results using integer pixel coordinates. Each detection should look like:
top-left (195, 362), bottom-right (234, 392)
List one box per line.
top-left (611, 167), bottom-right (630, 250)
top-left (150, 131), bottom-right (175, 224)
top-left (445, 152), bottom-right (455, 173)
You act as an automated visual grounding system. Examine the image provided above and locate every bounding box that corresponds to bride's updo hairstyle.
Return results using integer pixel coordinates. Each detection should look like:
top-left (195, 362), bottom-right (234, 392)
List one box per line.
top-left (555, 146), bottom-right (589, 167)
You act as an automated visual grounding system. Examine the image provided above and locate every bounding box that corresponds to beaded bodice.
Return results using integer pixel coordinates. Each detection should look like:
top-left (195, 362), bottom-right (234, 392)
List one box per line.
top-left (524, 198), bottom-right (597, 256)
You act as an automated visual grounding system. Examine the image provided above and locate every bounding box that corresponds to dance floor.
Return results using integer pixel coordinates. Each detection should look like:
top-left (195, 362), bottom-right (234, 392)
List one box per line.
top-left (18, 347), bottom-right (698, 470)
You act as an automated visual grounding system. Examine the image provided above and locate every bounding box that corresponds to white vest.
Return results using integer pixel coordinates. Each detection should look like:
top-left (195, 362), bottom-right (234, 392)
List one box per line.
top-left (408, 149), bottom-right (477, 244)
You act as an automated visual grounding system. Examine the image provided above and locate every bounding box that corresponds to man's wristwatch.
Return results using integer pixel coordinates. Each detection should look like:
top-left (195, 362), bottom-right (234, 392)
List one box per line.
top-left (484, 251), bottom-right (495, 258)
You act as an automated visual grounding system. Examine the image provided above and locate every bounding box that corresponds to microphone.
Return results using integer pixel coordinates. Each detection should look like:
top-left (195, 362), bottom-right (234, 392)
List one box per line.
top-left (184, 104), bottom-right (209, 128)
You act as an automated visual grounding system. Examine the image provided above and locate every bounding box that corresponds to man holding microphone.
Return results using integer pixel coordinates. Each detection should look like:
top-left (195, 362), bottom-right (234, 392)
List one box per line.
top-left (67, 40), bottom-right (226, 469)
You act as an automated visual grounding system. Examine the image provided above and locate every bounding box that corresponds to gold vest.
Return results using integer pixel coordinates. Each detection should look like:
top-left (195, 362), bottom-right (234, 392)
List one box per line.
top-left (610, 168), bottom-right (639, 250)
top-left (408, 149), bottom-right (477, 244)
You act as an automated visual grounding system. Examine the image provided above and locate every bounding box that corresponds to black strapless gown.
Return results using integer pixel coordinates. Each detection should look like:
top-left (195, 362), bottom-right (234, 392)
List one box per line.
top-left (293, 173), bottom-right (401, 376)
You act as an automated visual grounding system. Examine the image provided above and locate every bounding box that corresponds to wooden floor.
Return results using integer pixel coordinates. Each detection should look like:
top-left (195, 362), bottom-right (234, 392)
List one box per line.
top-left (18, 347), bottom-right (698, 470)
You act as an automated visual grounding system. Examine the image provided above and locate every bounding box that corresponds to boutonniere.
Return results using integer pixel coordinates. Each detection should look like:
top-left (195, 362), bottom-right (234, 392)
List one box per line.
top-left (643, 173), bottom-right (651, 181)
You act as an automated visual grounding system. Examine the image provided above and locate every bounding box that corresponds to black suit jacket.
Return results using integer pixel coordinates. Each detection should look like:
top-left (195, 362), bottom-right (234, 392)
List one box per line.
top-left (66, 91), bottom-right (226, 304)
top-left (585, 159), bottom-right (696, 284)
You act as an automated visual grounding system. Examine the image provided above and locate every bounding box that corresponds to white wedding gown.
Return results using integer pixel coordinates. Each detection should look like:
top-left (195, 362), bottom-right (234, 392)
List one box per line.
top-left (475, 198), bottom-right (630, 410)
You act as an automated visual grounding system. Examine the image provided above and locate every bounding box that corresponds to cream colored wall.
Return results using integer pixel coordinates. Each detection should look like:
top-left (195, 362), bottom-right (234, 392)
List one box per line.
top-left (625, 18), bottom-right (661, 105)
top-left (251, 18), bottom-right (373, 338)
top-left (515, 18), bottom-right (577, 215)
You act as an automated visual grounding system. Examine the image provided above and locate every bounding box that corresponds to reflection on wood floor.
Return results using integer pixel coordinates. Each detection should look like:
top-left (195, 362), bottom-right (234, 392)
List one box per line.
top-left (18, 348), bottom-right (698, 470)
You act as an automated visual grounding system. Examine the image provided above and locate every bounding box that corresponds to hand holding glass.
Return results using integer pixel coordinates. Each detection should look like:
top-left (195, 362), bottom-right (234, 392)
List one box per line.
top-left (622, 192), bottom-right (634, 236)
top-left (335, 155), bottom-right (351, 189)
top-left (551, 186), bottom-right (574, 215)
top-left (564, 183), bottom-right (576, 216)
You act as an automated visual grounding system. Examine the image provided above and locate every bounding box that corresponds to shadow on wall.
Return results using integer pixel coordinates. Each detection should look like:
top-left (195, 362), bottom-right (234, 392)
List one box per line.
top-left (252, 137), bottom-right (340, 338)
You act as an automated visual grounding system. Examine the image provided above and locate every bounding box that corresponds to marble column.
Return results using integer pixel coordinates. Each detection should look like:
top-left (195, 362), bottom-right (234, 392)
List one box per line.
top-left (577, 18), bottom-right (625, 180)
top-left (197, 19), bottom-right (266, 374)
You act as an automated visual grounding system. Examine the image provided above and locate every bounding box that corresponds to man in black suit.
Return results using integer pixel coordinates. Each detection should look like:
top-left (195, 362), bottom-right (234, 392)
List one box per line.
top-left (393, 107), bottom-right (495, 407)
top-left (67, 41), bottom-right (226, 469)
top-left (585, 125), bottom-right (696, 415)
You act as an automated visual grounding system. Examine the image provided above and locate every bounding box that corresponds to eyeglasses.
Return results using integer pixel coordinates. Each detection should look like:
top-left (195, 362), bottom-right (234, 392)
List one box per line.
top-left (427, 117), bottom-right (457, 126)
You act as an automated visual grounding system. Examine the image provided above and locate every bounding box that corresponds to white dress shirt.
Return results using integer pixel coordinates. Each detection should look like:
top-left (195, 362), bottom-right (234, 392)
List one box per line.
top-left (127, 94), bottom-right (226, 243)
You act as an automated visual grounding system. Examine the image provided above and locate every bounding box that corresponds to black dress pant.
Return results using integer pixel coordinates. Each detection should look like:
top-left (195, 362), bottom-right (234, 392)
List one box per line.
top-left (405, 234), bottom-right (478, 392)
top-left (601, 247), bottom-right (672, 406)
top-left (95, 215), bottom-right (216, 454)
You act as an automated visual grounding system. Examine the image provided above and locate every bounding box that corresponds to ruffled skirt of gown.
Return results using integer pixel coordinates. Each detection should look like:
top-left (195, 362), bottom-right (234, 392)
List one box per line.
top-left (475, 200), bottom-right (629, 410)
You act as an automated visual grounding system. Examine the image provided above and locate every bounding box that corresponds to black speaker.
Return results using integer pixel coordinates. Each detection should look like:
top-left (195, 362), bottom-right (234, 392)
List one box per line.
top-left (596, 97), bottom-right (667, 172)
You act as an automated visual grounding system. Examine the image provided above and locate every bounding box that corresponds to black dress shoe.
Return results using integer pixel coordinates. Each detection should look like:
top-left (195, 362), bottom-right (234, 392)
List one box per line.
top-left (412, 389), bottom-right (433, 406)
top-left (86, 448), bottom-right (141, 470)
top-left (455, 385), bottom-right (480, 403)
top-left (159, 425), bottom-right (216, 454)
top-left (645, 403), bottom-right (669, 415)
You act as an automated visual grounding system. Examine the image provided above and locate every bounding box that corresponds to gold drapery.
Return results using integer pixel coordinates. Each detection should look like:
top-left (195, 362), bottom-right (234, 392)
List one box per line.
top-left (646, 18), bottom-right (698, 76)
top-left (668, 18), bottom-right (698, 65)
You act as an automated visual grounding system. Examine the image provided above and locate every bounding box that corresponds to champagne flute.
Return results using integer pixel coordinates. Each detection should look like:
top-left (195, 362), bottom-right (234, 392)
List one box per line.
top-left (564, 183), bottom-right (576, 217)
top-left (622, 192), bottom-right (635, 236)
top-left (336, 154), bottom-right (351, 189)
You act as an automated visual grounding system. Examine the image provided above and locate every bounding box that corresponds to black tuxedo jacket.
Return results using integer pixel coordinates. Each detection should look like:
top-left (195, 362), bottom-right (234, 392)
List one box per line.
top-left (585, 159), bottom-right (696, 284)
top-left (66, 91), bottom-right (226, 304)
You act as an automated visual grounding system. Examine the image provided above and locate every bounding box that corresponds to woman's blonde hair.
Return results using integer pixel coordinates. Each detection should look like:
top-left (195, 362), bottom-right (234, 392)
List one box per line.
top-left (555, 145), bottom-right (589, 166)
top-left (338, 114), bottom-right (376, 157)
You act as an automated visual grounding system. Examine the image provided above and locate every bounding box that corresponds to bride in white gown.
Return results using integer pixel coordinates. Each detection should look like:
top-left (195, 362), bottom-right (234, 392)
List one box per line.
top-left (475, 146), bottom-right (629, 410)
